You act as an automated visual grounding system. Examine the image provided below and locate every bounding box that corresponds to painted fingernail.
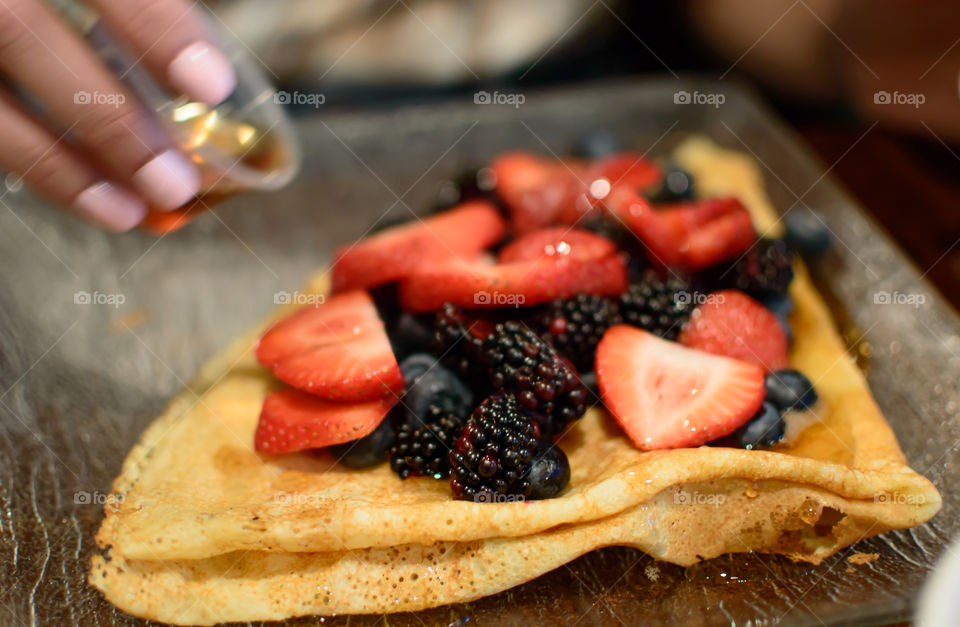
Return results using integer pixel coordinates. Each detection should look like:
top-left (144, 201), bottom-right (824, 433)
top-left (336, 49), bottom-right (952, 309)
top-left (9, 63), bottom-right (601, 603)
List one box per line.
top-left (74, 182), bottom-right (147, 232)
top-left (132, 150), bottom-right (201, 211)
top-left (168, 41), bottom-right (236, 106)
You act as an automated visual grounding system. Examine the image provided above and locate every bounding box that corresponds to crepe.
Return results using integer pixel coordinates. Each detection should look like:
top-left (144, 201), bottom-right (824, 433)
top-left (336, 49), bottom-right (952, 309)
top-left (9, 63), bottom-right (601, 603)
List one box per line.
top-left (90, 138), bottom-right (940, 625)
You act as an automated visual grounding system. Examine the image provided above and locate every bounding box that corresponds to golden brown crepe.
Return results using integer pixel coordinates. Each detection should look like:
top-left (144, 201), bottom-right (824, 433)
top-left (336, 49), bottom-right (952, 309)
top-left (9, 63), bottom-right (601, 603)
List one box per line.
top-left (89, 138), bottom-right (940, 625)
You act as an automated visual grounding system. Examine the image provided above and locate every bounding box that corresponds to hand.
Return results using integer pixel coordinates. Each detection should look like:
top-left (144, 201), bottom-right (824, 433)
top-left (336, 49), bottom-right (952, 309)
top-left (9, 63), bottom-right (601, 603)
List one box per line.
top-left (0, 0), bottom-right (236, 231)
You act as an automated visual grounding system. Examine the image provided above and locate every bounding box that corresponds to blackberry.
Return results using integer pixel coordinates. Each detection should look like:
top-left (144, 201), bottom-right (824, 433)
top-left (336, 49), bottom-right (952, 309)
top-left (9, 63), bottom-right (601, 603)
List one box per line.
top-left (478, 320), bottom-right (587, 432)
top-left (619, 271), bottom-right (693, 340)
top-left (449, 392), bottom-right (539, 501)
top-left (431, 304), bottom-right (486, 383)
top-left (536, 294), bottom-right (622, 371)
top-left (703, 238), bottom-right (794, 298)
top-left (390, 406), bottom-right (464, 479)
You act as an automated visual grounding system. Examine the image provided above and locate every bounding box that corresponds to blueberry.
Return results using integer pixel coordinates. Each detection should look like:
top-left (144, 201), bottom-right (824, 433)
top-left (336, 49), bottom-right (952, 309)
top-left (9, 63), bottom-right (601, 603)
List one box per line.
top-left (761, 292), bottom-right (794, 318)
top-left (573, 129), bottom-right (620, 160)
top-left (646, 164), bottom-right (695, 203)
top-left (734, 402), bottom-right (785, 449)
top-left (765, 369), bottom-right (818, 411)
top-left (784, 208), bottom-right (831, 255)
top-left (399, 354), bottom-right (473, 426)
top-left (773, 311), bottom-right (793, 345)
top-left (329, 418), bottom-right (395, 468)
top-left (525, 444), bottom-right (571, 500)
top-left (761, 293), bottom-right (795, 345)
top-left (388, 313), bottom-right (434, 361)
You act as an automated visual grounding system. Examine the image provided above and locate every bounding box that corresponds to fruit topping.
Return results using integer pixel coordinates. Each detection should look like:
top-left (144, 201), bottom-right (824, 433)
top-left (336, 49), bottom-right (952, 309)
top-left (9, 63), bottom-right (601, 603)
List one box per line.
top-left (390, 405), bottom-right (464, 479)
top-left (784, 207), bottom-right (831, 255)
top-left (498, 227), bottom-right (619, 264)
top-left (701, 237), bottom-right (794, 299)
top-left (679, 289), bottom-right (789, 372)
top-left (450, 392), bottom-right (540, 502)
top-left (596, 326), bottom-right (765, 450)
top-left (764, 369), bottom-right (818, 411)
top-left (398, 247), bottom-right (627, 312)
top-left (618, 271), bottom-right (694, 341)
top-left (733, 401), bottom-right (786, 449)
top-left (255, 387), bottom-right (395, 454)
top-left (615, 191), bottom-right (756, 271)
top-left (525, 443), bottom-right (571, 500)
top-left (396, 353), bottom-right (474, 426)
top-left (478, 320), bottom-right (587, 434)
top-left (256, 290), bottom-right (403, 401)
top-left (331, 200), bottom-right (505, 293)
top-left (645, 164), bottom-right (696, 203)
top-left (490, 151), bottom-right (584, 235)
top-left (536, 293), bottom-right (622, 371)
top-left (329, 417), bottom-right (397, 468)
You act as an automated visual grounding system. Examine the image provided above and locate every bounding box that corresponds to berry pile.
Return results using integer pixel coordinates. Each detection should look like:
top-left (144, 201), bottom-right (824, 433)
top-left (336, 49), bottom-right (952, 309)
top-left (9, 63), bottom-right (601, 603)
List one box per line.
top-left (449, 392), bottom-right (540, 501)
top-left (253, 138), bottom-right (828, 503)
top-left (390, 405), bottom-right (463, 479)
top-left (619, 272), bottom-right (694, 341)
top-left (478, 321), bottom-right (587, 433)
top-left (536, 294), bottom-right (622, 371)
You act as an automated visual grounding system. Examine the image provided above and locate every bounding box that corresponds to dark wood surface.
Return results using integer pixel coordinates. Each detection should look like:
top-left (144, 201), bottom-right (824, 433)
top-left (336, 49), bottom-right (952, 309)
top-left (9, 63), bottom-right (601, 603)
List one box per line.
top-left (798, 123), bottom-right (960, 312)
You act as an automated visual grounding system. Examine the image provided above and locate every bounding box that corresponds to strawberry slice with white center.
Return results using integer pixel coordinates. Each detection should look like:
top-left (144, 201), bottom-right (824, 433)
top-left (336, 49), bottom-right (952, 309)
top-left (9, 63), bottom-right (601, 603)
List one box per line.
top-left (256, 291), bottom-right (403, 401)
top-left (399, 254), bottom-right (627, 312)
top-left (612, 190), bottom-right (756, 271)
top-left (498, 227), bottom-right (619, 263)
top-left (490, 151), bottom-right (585, 235)
top-left (255, 387), bottom-right (395, 454)
top-left (331, 200), bottom-right (505, 293)
top-left (596, 325), bottom-right (765, 450)
top-left (399, 227), bottom-right (627, 312)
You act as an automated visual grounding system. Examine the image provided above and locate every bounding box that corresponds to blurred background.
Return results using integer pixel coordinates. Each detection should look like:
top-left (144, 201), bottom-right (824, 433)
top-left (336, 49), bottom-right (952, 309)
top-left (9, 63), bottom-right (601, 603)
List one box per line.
top-left (209, 0), bottom-right (960, 308)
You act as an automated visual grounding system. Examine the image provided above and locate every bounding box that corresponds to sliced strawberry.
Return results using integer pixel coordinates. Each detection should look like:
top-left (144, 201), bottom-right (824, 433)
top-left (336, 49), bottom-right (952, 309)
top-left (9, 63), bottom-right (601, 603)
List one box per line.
top-left (559, 151), bottom-right (663, 223)
top-left (399, 254), bottom-right (627, 312)
top-left (498, 227), bottom-right (619, 264)
top-left (331, 200), bottom-right (505, 293)
top-left (256, 291), bottom-right (403, 400)
top-left (596, 325), bottom-right (765, 450)
top-left (679, 289), bottom-right (789, 372)
top-left (490, 151), bottom-right (584, 235)
top-left (255, 387), bottom-right (394, 454)
top-left (614, 192), bottom-right (756, 271)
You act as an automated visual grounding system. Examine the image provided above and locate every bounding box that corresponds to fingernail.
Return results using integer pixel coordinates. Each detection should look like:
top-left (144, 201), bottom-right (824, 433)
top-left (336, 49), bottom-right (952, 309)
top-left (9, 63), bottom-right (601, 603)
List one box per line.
top-left (168, 41), bottom-right (236, 106)
top-left (133, 150), bottom-right (201, 211)
top-left (74, 182), bottom-right (147, 232)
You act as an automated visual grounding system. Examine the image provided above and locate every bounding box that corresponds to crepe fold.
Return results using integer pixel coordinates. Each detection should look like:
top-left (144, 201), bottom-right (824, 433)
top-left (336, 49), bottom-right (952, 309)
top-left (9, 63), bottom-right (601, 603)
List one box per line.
top-left (90, 138), bottom-right (940, 625)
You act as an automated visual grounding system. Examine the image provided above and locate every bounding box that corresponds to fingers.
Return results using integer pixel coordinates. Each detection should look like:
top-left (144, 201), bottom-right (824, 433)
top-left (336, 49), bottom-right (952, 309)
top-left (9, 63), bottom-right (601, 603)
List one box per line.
top-left (86, 0), bottom-right (236, 107)
top-left (0, 0), bottom-right (200, 210)
top-left (0, 88), bottom-right (145, 231)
